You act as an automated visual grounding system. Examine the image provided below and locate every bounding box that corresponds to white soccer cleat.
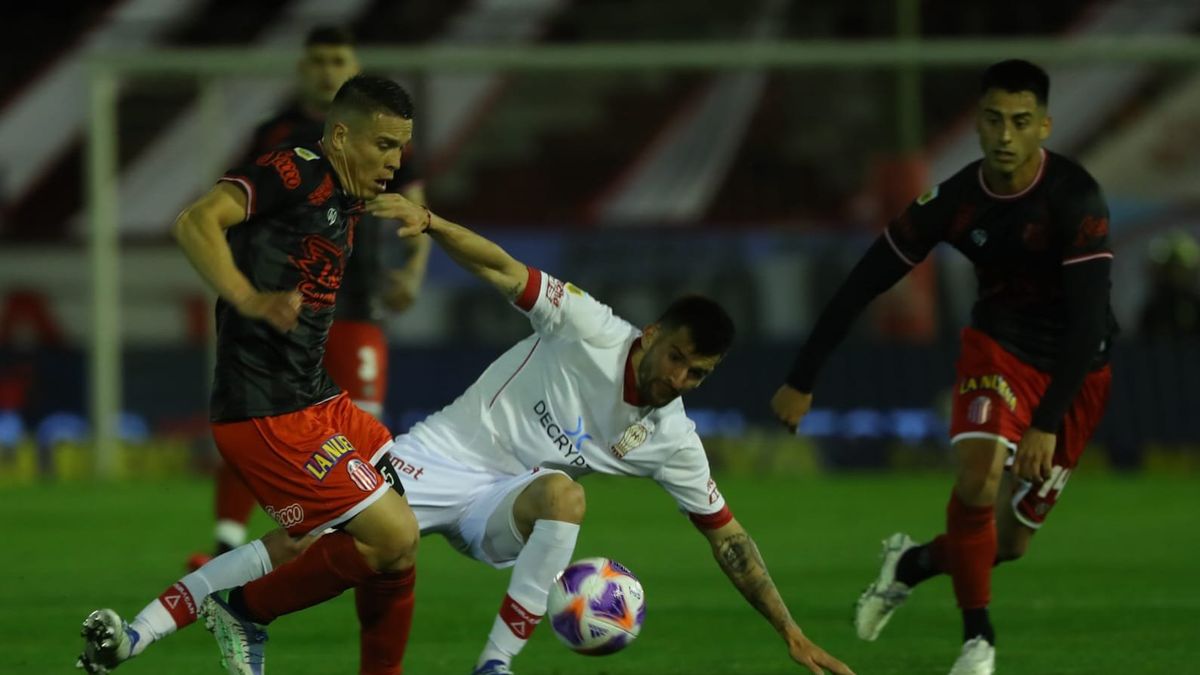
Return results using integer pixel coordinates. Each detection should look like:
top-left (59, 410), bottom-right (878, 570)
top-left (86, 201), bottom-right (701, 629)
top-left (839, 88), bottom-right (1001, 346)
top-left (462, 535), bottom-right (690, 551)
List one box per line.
top-left (948, 636), bottom-right (995, 675)
top-left (201, 594), bottom-right (268, 675)
top-left (854, 532), bottom-right (916, 641)
top-left (77, 609), bottom-right (137, 673)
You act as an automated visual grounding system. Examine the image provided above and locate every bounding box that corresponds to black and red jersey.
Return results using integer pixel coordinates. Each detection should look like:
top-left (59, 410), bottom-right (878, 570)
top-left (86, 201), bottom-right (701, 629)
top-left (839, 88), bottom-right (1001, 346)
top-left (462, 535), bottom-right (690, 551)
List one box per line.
top-left (211, 143), bottom-right (359, 421)
top-left (251, 105), bottom-right (423, 323)
top-left (886, 149), bottom-right (1117, 369)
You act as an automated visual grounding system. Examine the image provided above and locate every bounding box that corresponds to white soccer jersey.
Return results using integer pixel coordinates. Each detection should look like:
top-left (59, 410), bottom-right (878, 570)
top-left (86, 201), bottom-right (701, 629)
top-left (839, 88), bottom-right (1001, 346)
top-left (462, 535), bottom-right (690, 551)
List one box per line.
top-left (406, 267), bottom-right (731, 526)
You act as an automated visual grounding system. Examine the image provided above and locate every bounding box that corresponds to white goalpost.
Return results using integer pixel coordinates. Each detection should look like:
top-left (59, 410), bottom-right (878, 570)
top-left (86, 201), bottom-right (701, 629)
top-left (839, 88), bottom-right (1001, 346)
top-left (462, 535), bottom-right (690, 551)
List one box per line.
top-left (85, 36), bottom-right (1200, 477)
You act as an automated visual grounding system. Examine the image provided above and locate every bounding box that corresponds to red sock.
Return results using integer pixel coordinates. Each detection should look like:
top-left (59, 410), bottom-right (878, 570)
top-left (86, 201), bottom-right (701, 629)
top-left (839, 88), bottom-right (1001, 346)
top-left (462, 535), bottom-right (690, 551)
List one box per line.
top-left (356, 568), bottom-right (416, 675)
top-left (240, 532), bottom-right (376, 624)
top-left (215, 462), bottom-right (257, 525)
top-left (944, 492), bottom-right (996, 609)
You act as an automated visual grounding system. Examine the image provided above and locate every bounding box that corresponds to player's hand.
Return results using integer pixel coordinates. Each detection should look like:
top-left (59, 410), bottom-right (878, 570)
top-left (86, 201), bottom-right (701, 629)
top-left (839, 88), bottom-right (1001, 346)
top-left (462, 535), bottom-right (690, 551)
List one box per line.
top-left (784, 627), bottom-right (855, 675)
top-left (771, 385), bottom-right (813, 432)
top-left (1013, 427), bottom-right (1056, 482)
top-left (363, 193), bottom-right (430, 236)
top-left (235, 290), bottom-right (302, 332)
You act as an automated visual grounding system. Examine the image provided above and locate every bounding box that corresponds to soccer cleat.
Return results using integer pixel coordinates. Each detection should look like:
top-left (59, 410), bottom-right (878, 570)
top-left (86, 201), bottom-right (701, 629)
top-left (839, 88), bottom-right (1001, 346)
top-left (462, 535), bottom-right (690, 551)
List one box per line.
top-left (201, 594), bottom-right (268, 675)
top-left (854, 532), bottom-right (916, 641)
top-left (77, 609), bottom-right (138, 673)
top-left (948, 636), bottom-right (995, 675)
top-left (471, 659), bottom-right (515, 675)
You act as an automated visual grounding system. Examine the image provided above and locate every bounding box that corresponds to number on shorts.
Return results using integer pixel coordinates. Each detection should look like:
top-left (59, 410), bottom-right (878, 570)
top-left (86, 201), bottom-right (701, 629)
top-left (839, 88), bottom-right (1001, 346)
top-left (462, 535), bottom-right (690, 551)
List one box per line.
top-left (1035, 466), bottom-right (1072, 499)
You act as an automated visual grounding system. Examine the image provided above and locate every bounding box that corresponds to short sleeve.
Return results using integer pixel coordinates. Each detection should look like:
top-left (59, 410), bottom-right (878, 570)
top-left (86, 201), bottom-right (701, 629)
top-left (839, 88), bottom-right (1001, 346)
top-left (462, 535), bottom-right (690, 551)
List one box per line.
top-left (883, 183), bottom-right (952, 266)
top-left (1057, 176), bottom-right (1113, 266)
top-left (218, 148), bottom-right (320, 221)
top-left (514, 267), bottom-right (630, 344)
top-left (651, 442), bottom-right (732, 530)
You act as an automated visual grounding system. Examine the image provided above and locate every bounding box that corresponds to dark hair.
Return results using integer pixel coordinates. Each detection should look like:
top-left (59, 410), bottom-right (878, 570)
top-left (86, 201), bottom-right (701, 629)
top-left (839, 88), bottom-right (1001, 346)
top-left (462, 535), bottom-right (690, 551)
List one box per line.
top-left (981, 59), bottom-right (1049, 106)
top-left (330, 75), bottom-right (414, 121)
top-left (657, 295), bottom-right (735, 356)
top-left (305, 25), bottom-right (355, 48)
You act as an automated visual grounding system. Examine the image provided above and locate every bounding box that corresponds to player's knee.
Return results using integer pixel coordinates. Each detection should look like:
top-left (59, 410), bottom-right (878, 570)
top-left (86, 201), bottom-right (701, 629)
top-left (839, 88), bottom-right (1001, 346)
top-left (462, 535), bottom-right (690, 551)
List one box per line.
top-left (955, 469), bottom-right (1002, 506)
top-left (538, 474), bottom-right (586, 524)
top-left (261, 528), bottom-right (311, 567)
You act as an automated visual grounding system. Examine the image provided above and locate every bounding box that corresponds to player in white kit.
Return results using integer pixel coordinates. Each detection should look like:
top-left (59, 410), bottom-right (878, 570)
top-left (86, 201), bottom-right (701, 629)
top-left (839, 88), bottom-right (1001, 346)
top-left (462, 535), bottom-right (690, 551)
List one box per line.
top-left (88, 197), bottom-right (854, 675)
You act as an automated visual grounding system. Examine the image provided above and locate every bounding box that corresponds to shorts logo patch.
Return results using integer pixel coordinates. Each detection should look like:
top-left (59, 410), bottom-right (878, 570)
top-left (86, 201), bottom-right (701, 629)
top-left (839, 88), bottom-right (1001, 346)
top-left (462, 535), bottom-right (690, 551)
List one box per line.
top-left (265, 503), bottom-right (305, 528)
top-left (967, 395), bottom-right (992, 425)
top-left (347, 458), bottom-right (379, 492)
top-left (304, 434), bottom-right (356, 481)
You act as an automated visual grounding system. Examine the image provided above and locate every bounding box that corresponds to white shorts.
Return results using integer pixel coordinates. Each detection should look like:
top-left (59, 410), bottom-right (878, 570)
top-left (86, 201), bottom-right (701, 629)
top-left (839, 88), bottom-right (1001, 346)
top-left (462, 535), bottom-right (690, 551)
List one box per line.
top-left (374, 434), bottom-right (566, 568)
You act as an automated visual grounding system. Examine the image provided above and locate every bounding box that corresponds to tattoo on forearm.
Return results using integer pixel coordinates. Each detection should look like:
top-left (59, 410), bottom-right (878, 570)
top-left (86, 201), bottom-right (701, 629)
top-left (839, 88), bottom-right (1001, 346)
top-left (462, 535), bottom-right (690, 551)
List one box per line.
top-left (716, 533), bottom-right (793, 631)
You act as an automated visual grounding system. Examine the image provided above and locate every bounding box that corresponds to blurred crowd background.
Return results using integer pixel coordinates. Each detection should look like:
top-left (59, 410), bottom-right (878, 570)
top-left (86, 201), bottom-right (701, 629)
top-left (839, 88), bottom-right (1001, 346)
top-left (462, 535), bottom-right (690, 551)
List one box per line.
top-left (2, 0), bottom-right (1200, 480)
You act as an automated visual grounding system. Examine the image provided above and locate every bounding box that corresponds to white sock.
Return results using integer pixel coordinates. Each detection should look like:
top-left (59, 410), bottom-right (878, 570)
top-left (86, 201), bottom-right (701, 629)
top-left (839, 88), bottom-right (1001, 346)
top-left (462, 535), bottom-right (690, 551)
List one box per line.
top-left (215, 519), bottom-right (247, 550)
top-left (477, 520), bottom-right (579, 667)
top-left (128, 539), bottom-right (272, 656)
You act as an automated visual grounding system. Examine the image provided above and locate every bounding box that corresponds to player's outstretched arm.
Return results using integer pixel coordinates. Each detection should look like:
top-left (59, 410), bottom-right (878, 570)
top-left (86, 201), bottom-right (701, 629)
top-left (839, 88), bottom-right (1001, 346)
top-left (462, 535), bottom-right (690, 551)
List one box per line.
top-left (173, 183), bottom-right (301, 332)
top-left (366, 194), bottom-right (528, 301)
top-left (701, 519), bottom-right (855, 675)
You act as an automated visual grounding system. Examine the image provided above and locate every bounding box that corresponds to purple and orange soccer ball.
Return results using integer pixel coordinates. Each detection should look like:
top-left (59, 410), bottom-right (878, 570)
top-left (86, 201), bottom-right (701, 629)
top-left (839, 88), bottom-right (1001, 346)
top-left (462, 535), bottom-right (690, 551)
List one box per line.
top-left (546, 557), bottom-right (646, 655)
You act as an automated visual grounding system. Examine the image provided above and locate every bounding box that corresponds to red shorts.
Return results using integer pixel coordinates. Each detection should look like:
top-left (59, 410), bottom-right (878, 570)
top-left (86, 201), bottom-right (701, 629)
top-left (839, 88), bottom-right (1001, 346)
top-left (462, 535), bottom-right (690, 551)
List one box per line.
top-left (949, 327), bottom-right (1112, 528)
top-left (211, 393), bottom-right (397, 536)
top-left (324, 320), bottom-right (388, 417)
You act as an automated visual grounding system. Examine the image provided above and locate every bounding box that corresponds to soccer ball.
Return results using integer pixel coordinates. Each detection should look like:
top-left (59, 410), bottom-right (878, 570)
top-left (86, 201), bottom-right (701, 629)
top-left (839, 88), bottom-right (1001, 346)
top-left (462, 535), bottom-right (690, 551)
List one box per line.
top-left (546, 557), bottom-right (646, 655)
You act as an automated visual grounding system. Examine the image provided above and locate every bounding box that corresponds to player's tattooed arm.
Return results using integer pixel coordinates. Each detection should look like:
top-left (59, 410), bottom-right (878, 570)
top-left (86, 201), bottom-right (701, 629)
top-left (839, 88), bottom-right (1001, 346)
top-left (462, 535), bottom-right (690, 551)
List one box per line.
top-left (705, 522), bottom-right (795, 635)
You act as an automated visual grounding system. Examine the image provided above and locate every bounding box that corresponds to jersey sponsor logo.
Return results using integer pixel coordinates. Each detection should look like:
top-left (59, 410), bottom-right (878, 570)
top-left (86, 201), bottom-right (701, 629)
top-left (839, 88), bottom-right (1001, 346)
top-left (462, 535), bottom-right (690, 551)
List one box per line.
top-left (265, 503), bottom-right (305, 528)
top-left (256, 151), bottom-right (302, 189)
top-left (1021, 221), bottom-right (1049, 251)
top-left (288, 235), bottom-right (344, 309)
top-left (307, 173), bottom-right (334, 205)
top-left (610, 422), bottom-right (650, 459)
top-left (303, 434), bottom-right (356, 480)
top-left (970, 229), bottom-right (988, 247)
top-left (545, 278), bottom-right (565, 308)
top-left (958, 373), bottom-right (1017, 411)
top-left (375, 455), bottom-right (425, 484)
top-left (294, 147), bottom-right (319, 161)
top-left (533, 400), bottom-right (590, 467)
top-left (347, 458), bottom-right (379, 492)
top-left (916, 185), bottom-right (939, 205)
top-left (967, 395), bottom-right (992, 425)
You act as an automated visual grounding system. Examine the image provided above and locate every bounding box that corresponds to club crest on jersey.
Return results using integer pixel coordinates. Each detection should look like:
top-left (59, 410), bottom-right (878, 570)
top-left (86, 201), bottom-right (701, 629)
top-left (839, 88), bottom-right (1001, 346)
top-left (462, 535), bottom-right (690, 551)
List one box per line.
top-left (610, 422), bottom-right (651, 459)
top-left (916, 185), bottom-right (939, 205)
top-left (303, 434), bottom-right (356, 480)
top-left (970, 229), bottom-right (988, 247)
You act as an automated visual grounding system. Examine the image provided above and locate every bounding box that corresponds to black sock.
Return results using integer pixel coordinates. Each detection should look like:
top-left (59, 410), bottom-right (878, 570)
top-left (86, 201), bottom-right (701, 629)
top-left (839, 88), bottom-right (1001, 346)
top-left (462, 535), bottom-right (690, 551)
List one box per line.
top-left (962, 607), bottom-right (995, 645)
top-left (215, 541), bottom-right (235, 557)
top-left (895, 544), bottom-right (942, 587)
top-left (226, 586), bottom-right (260, 623)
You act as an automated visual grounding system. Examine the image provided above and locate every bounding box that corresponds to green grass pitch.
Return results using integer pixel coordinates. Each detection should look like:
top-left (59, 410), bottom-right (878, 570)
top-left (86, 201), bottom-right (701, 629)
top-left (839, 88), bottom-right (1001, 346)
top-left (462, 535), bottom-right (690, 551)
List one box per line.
top-left (3, 473), bottom-right (1197, 674)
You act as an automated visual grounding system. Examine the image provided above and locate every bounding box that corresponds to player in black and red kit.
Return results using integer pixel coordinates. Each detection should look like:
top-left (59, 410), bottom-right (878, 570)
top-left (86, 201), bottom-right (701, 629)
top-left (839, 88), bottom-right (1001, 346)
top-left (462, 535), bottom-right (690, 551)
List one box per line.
top-left (78, 76), bottom-right (423, 675)
top-left (200, 25), bottom-right (430, 571)
top-left (771, 61), bottom-right (1114, 675)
